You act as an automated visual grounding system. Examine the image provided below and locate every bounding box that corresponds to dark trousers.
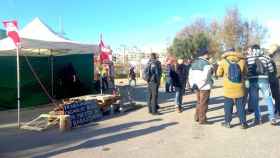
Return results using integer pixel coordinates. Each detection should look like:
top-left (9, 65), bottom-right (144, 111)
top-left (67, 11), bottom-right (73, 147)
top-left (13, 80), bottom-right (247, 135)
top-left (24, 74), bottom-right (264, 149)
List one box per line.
top-left (102, 76), bottom-right (108, 90)
top-left (175, 86), bottom-right (184, 108)
top-left (165, 78), bottom-right (174, 92)
top-left (270, 78), bottom-right (280, 114)
top-left (195, 90), bottom-right (210, 123)
top-left (148, 82), bottom-right (159, 114)
top-left (224, 97), bottom-right (246, 124)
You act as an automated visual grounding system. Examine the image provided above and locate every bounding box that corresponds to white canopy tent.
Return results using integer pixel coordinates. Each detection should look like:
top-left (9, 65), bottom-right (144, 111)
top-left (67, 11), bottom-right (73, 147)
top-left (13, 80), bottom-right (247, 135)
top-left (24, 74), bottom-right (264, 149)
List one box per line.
top-left (0, 18), bottom-right (99, 127)
top-left (0, 17), bottom-right (99, 52)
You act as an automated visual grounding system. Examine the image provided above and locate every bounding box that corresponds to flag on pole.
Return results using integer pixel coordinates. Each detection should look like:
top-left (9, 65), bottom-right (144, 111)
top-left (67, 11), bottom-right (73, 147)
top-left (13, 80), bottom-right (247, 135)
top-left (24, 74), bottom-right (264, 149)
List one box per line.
top-left (99, 34), bottom-right (111, 63)
top-left (3, 20), bottom-right (21, 46)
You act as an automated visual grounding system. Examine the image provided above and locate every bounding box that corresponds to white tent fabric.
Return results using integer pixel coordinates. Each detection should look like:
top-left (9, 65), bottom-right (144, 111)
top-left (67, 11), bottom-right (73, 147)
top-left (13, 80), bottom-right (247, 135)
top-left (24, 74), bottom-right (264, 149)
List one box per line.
top-left (0, 17), bottom-right (99, 53)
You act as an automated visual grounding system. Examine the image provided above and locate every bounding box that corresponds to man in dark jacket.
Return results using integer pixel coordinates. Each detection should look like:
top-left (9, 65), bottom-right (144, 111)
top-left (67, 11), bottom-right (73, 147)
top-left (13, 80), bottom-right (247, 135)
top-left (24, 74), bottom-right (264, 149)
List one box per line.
top-left (129, 66), bottom-right (136, 86)
top-left (172, 59), bottom-right (188, 113)
top-left (166, 63), bottom-right (175, 92)
top-left (268, 50), bottom-right (280, 116)
top-left (146, 53), bottom-right (162, 115)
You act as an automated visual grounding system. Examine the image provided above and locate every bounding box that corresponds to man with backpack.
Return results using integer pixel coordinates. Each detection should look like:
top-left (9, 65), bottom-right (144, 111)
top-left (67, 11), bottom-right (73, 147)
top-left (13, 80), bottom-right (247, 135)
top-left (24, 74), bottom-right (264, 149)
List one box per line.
top-left (217, 49), bottom-right (248, 129)
top-left (189, 48), bottom-right (213, 124)
top-left (143, 53), bottom-right (162, 115)
top-left (246, 44), bottom-right (277, 125)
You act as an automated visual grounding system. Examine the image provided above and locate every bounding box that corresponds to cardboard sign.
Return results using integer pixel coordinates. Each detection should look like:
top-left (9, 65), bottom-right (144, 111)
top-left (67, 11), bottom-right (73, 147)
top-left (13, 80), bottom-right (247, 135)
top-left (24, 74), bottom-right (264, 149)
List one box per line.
top-left (63, 100), bottom-right (102, 128)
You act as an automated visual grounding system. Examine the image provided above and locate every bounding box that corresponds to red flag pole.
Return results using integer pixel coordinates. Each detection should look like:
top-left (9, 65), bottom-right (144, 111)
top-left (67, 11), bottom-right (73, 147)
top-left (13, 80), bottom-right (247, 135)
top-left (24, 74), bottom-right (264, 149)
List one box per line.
top-left (2, 20), bottom-right (21, 128)
top-left (99, 33), bottom-right (103, 95)
top-left (16, 43), bottom-right (21, 128)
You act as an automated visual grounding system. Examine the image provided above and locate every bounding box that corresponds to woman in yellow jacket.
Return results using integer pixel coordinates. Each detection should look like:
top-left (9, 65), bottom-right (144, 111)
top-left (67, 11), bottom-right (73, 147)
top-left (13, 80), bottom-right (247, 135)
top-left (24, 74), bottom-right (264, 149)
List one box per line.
top-left (217, 49), bottom-right (248, 129)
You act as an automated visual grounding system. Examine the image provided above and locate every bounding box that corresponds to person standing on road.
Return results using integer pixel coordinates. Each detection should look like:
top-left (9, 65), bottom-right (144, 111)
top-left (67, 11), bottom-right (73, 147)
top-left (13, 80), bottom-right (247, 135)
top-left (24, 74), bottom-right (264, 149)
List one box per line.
top-left (246, 44), bottom-right (277, 125)
top-left (268, 49), bottom-right (280, 117)
top-left (189, 48), bottom-right (213, 124)
top-left (166, 63), bottom-right (175, 92)
top-left (129, 66), bottom-right (136, 86)
top-left (172, 59), bottom-right (188, 113)
top-left (184, 59), bottom-right (191, 92)
top-left (144, 53), bottom-right (162, 115)
top-left (217, 49), bottom-right (248, 129)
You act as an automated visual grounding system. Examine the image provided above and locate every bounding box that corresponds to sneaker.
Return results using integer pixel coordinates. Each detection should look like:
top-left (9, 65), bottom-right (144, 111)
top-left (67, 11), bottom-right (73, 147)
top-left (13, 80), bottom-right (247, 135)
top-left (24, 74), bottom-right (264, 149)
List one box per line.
top-left (276, 113), bottom-right (280, 119)
top-left (240, 123), bottom-right (248, 129)
top-left (177, 107), bottom-right (182, 113)
top-left (194, 115), bottom-right (199, 122)
top-left (221, 122), bottom-right (231, 128)
top-left (151, 112), bottom-right (162, 116)
top-left (271, 119), bottom-right (277, 126)
top-left (254, 119), bottom-right (262, 126)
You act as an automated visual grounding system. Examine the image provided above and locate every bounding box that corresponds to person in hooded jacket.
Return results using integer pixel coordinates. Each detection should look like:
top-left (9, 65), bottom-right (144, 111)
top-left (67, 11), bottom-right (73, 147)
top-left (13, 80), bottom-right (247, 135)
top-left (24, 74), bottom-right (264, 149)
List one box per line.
top-left (217, 49), bottom-right (248, 129)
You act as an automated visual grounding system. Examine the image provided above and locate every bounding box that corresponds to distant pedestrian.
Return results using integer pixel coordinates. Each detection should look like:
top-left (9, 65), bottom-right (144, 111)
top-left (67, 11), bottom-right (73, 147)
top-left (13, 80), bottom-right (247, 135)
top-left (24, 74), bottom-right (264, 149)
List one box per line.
top-left (166, 63), bottom-right (175, 92)
top-left (185, 59), bottom-right (191, 92)
top-left (101, 67), bottom-right (108, 90)
top-left (129, 66), bottom-right (136, 86)
top-left (246, 44), bottom-right (277, 125)
top-left (143, 53), bottom-right (162, 115)
top-left (108, 62), bottom-right (115, 88)
top-left (189, 48), bottom-right (213, 124)
top-left (217, 49), bottom-right (248, 129)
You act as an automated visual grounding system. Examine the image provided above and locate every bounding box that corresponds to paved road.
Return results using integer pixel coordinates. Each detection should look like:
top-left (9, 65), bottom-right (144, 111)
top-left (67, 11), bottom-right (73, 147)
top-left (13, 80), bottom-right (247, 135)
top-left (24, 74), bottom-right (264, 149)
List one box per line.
top-left (0, 80), bottom-right (280, 158)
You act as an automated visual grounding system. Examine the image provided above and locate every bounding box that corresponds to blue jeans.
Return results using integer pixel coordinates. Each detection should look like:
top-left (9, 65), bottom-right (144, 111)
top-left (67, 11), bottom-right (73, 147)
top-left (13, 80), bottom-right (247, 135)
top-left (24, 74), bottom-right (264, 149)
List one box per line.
top-left (175, 87), bottom-right (184, 108)
top-left (224, 97), bottom-right (246, 124)
top-left (249, 78), bottom-right (275, 121)
top-left (165, 78), bottom-right (173, 92)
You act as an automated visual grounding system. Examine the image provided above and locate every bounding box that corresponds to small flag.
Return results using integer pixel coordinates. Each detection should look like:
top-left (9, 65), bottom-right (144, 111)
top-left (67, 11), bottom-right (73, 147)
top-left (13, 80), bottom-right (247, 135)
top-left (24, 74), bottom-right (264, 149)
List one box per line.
top-left (98, 35), bottom-right (111, 63)
top-left (3, 20), bottom-right (20, 46)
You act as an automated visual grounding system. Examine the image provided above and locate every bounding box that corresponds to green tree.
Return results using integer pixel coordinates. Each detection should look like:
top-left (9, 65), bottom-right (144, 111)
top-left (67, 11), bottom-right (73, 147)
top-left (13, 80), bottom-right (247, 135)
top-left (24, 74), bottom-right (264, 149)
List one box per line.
top-left (169, 32), bottom-right (209, 59)
top-left (169, 18), bottom-right (211, 59)
top-left (169, 6), bottom-right (268, 59)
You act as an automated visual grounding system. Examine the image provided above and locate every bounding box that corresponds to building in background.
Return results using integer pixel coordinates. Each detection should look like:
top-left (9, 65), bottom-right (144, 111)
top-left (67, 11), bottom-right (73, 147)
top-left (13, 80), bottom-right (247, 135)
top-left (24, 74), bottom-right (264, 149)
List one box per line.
top-left (113, 45), bottom-right (167, 64)
top-left (112, 45), bottom-right (167, 78)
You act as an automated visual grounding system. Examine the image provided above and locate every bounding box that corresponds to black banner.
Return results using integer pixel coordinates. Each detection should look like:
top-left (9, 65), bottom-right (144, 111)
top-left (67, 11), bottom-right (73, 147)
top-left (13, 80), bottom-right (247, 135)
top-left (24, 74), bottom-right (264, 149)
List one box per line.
top-left (63, 100), bottom-right (102, 127)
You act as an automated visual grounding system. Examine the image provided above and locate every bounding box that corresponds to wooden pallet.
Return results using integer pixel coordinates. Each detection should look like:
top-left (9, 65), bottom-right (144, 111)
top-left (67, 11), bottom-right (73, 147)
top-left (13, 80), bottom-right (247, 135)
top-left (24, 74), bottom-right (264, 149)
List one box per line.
top-left (20, 114), bottom-right (60, 132)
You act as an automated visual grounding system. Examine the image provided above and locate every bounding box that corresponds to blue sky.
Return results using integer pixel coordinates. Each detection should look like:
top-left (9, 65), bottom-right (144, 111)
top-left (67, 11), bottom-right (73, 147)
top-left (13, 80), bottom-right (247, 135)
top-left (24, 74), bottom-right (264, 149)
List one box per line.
top-left (1, 0), bottom-right (280, 50)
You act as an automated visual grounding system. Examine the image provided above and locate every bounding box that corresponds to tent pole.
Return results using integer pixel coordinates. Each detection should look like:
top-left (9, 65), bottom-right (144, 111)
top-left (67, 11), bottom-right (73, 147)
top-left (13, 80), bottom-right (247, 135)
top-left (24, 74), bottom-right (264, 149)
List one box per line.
top-left (100, 71), bottom-right (103, 95)
top-left (16, 45), bottom-right (21, 128)
top-left (50, 50), bottom-right (54, 97)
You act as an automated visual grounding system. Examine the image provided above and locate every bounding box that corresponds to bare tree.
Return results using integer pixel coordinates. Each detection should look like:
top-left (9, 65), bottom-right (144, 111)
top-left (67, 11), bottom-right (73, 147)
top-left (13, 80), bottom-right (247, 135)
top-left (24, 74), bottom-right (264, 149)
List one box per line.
top-left (169, 6), bottom-right (268, 59)
top-left (221, 7), bottom-right (243, 50)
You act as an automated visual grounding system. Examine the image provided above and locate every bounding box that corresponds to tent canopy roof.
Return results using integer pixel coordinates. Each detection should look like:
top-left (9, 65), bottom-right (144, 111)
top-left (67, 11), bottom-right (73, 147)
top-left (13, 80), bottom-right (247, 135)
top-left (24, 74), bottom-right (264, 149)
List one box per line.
top-left (0, 18), bottom-right (99, 53)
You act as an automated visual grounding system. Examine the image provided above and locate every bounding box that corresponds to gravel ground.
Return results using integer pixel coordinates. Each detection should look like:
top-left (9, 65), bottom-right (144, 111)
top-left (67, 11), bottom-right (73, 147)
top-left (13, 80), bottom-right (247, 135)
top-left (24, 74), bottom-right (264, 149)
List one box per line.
top-left (0, 79), bottom-right (280, 158)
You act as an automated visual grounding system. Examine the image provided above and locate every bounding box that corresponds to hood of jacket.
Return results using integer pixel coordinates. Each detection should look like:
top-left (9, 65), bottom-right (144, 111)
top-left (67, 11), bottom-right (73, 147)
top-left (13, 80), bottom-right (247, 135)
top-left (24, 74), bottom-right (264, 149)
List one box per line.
top-left (222, 51), bottom-right (245, 62)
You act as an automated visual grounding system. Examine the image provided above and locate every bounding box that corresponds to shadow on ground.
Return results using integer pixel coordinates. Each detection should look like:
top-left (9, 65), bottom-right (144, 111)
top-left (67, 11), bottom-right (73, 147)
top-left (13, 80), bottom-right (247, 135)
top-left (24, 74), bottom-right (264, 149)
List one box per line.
top-left (33, 122), bottom-right (178, 158)
top-left (160, 96), bottom-right (225, 114)
top-left (0, 118), bottom-right (171, 158)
